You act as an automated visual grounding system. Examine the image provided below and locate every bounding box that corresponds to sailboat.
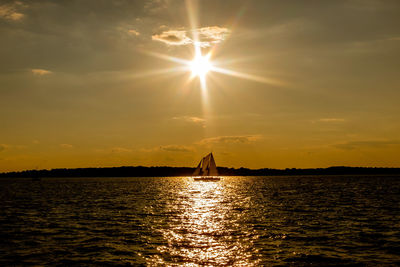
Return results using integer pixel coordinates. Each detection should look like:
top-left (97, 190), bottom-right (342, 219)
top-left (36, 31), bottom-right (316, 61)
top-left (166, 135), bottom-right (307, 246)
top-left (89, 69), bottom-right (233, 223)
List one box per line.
top-left (192, 152), bottom-right (221, 181)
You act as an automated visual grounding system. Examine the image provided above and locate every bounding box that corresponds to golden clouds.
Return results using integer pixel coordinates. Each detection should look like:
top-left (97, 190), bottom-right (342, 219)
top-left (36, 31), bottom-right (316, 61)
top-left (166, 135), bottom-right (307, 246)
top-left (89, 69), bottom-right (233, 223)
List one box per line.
top-left (172, 116), bottom-right (205, 127)
top-left (0, 2), bottom-right (25, 21)
top-left (31, 69), bottom-right (52, 75)
top-left (334, 140), bottom-right (400, 150)
top-left (142, 145), bottom-right (195, 153)
top-left (152, 26), bottom-right (230, 47)
top-left (152, 30), bottom-right (192, 46)
top-left (159, 145), bottom-right (194, 152)
top-left (0, 144), bottom-right (9, 152)
top-left (60, 144), bottom-right (73, 149)
top-left (197, 135), bottom-right (262, 145)
top-left (128, 29), bottom-right (140, 36)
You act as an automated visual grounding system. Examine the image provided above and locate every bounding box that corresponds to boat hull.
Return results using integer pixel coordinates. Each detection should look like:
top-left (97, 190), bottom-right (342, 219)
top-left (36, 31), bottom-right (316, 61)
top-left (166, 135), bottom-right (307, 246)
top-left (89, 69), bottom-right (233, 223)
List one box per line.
top-left (193, 176), bottom-right (221, 181)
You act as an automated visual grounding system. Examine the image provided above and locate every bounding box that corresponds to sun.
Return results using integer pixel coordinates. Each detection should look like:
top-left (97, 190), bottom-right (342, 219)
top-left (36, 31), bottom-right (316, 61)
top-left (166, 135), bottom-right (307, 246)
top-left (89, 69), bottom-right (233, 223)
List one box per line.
top-left (190, 53), bottom-right (212, 79)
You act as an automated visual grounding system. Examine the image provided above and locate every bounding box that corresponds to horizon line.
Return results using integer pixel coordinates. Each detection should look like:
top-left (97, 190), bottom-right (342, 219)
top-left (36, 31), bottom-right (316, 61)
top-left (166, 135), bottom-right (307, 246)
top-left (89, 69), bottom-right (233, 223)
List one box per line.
top-left (2, 165), bottom-right (400, 175)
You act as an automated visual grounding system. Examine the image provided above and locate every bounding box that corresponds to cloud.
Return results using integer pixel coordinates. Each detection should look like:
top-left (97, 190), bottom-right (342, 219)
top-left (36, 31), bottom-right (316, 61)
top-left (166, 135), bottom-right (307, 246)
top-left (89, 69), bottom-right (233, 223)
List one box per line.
top-left (0, 144), bottom-right (9, 152)
top-left (152, 26), bottom-right (230, 47)
top-left (387, 36), bottom-right (400, 41)
top-left (142, 144), bottom-right (194, 153)
top-left (197, 135), bottom-right (262, 145)
top-left (152, 30), bottom-right (192, 46)
top-left (0, 144), bottom-right (23, 152)
top-left (172, 116), bottom-right (205, 126)
top-left (195, 26), bottom-right (230, 46)
top-left (128, 29), bottom-right (140, 36)
top-left (160, 145), bottom-right (194, 152)
top-left (31, 69), bottom-right (52, 75)
top-left (94, 147), bottom-right (133, 154)
top-left (142, 135), bottom-right (259, 153)
top-left (144, 0), bottom-right (170, 15)
top-left (334, 140), bottom-right (400, 150)
top-left (0, 2), bottom-right (25, 21)
top-left (317, 118), bottom-right (346, 122)
top-left (60, 144), bottom-right (73, 149)
top-left (111, 147), bottom-right (133, 153)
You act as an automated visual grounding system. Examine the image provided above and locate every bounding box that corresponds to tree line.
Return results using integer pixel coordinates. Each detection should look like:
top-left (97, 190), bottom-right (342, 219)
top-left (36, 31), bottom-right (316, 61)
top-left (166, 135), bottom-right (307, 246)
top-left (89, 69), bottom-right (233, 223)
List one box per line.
top-left (1, 166), bottom-right (400, 178)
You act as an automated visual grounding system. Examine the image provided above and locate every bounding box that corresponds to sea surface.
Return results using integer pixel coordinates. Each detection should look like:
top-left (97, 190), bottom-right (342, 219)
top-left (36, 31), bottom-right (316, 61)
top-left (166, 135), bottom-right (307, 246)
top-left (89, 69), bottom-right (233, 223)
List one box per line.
top-left (0, 176), bottom-right (399, 266)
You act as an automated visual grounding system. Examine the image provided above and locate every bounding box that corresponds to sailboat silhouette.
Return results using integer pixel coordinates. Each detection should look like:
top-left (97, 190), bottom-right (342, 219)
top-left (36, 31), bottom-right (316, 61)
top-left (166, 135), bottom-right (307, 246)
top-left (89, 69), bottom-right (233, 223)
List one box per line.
top-left (192, 153), bottom-right (221, 181)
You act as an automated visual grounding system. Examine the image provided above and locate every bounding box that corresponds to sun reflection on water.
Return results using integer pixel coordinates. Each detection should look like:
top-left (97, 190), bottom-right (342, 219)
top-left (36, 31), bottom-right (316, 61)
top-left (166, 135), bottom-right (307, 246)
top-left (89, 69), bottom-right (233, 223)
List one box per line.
top-left (148, 178), bottom-right (260, 266)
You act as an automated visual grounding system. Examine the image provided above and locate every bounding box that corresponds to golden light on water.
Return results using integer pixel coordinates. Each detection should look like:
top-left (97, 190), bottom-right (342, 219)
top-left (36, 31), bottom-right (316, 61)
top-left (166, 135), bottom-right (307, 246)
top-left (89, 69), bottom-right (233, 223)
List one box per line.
top-left (148, 178), bottom-right (260, 266)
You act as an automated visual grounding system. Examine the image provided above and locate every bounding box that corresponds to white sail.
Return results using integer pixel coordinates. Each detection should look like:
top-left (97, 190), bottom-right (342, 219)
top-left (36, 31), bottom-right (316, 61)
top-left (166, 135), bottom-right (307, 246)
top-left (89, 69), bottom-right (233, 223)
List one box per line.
top-left (192, 153), bottom-right (218, 176)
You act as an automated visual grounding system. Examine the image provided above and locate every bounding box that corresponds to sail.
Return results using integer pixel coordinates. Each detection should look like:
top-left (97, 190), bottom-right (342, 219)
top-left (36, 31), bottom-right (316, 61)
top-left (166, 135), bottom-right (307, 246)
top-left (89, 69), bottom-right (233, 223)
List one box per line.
top-left (193, 159), bottom-right (202, 176)
top-left (192, 153), bottom-right (218, 176)
top-left (208, 153), bottom-right (219, 176)
top-left (201, 154), bottom-right (210, 175)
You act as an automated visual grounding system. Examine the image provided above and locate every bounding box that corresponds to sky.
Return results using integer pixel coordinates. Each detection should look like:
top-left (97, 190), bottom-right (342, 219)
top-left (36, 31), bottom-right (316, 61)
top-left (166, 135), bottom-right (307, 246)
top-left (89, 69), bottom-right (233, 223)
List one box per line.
top-left (1, 0), bottom-right (400, 172)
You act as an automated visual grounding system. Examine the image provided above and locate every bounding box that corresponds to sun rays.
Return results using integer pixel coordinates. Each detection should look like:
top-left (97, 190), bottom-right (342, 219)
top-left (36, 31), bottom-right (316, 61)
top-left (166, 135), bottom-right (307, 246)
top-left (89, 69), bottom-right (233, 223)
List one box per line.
top-left (139, 42), bottom-right (283, 90)
top-left (133, 1), bottom-right (286, 113)
top-left (190, 50), bottom-right (212, 79)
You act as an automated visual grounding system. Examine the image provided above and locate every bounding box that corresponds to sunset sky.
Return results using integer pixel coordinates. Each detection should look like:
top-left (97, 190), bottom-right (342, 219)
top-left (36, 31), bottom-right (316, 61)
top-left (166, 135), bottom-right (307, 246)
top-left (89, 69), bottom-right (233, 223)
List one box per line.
top-left (1, 0), bottom-right (400, 172)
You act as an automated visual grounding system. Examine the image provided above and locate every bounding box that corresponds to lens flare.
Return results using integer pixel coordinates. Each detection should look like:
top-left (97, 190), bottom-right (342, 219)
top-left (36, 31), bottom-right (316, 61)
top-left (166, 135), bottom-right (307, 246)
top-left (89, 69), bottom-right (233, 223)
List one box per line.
top-left (190, 53), bottom-right (212, 79)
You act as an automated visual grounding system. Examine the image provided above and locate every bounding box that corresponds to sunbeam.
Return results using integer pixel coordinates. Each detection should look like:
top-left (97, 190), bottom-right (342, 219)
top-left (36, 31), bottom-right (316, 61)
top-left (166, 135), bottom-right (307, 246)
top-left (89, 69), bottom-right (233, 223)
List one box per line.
top-left (210, 66), bottom-right (286, 86)
top-left (140, 47), bottom-right (284, 88)
top-left (190, 48), bottom-right (212, 80)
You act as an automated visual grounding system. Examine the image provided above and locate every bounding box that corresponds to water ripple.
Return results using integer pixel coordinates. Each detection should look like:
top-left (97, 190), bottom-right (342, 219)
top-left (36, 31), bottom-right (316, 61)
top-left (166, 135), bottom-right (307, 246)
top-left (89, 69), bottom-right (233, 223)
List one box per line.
top-left (0, 176), bottom-right (399, 265)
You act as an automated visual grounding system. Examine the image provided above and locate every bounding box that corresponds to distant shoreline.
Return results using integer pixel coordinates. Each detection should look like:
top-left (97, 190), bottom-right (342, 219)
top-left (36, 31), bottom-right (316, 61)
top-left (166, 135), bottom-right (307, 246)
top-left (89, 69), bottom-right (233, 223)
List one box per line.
top-left (1, 166), bottom-right (400, 178)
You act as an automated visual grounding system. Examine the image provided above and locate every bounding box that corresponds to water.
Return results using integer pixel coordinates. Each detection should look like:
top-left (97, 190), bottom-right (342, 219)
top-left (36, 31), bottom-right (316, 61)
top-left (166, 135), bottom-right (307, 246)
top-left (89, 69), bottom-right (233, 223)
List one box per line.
top-left (0, 176), bottom-right (399, 266)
